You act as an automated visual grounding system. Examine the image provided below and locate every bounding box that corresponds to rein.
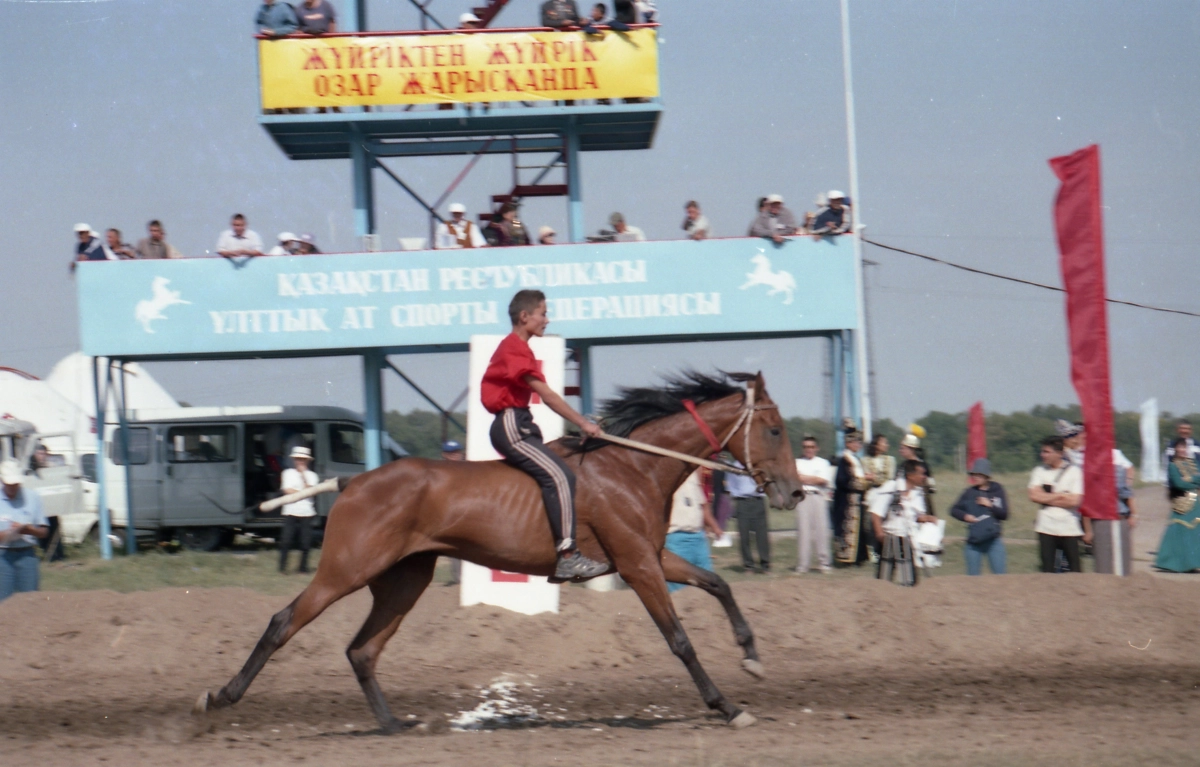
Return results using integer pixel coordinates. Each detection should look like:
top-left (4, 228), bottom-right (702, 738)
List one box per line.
top-left (596, 384), bottom-right (778, 486)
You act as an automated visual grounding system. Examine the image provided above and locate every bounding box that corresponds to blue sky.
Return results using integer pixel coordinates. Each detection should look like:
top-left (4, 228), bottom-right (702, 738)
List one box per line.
top-left (3, 0), bottom-right (1198, 423)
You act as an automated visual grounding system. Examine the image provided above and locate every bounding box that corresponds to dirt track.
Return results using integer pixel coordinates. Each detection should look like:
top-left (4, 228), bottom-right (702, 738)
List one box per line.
top-left (3, 573), bottom-right (1200, 766)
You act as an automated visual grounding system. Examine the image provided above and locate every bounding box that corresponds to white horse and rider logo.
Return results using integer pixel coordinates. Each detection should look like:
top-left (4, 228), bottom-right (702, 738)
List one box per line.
top-left (135, 277), bottom-right (189, 333)
top-left (740, 252), bottom-right (796, 305)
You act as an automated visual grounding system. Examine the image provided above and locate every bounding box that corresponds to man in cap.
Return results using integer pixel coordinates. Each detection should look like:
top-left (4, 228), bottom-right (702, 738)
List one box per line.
top-left (459, 11), bottom-right (481, 28)
top-left (541, 0), bottom-right (582, 28)
top-left (73, 223), bottom-right (112, 264)
top-left (278, 446), bottom-right (319, 574)
top-left (608, 212), bottom-right (645, 242)
top-left (950, 458), bottom-right (1008, 575)
top-left (748, 194), bottom-right (799, 244)
top-left (809, 190), bottom-right (853, 235)
top-left (298, 233), bottom-right (321, 254)
top-left (0, 459), bottom-right (49, 601)
top-left (537, 225), bottom-right (556, 245)
top-left (268, 232), bottom-right (301, 256)
top-left (435, 203), bottom-right (487, 249)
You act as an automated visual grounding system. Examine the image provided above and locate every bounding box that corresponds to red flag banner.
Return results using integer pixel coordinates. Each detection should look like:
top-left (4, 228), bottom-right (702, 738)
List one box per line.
top-left (1049, 145), bottom-right (1117, 520)
top-left (966, 402), bottom-right (987, 469)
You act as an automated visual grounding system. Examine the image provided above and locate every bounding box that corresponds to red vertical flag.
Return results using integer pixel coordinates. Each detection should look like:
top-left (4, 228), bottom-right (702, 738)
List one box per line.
top-left (1049, 145), bottom-right (1117, 520)
top-left (966, 401), bottom-right (987, 468)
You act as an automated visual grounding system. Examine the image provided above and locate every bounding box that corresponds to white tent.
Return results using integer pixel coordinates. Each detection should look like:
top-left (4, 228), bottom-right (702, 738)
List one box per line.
top-left (46, 353), bottom-right (179, 418)
top-left (0, 369), bottom-right (91, 455)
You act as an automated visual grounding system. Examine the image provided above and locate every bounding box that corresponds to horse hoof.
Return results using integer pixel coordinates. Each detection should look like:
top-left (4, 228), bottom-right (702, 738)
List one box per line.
top-left (729, 711), bottom-right (757, 729)
top-left (741, 659), bottom-right (767, 680)
top-left (192, 691), bottom-right (210, 716)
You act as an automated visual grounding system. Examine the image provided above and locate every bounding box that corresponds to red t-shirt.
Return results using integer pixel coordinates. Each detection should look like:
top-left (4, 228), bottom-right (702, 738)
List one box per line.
top-left (481, 333), bottom-right (545, 413)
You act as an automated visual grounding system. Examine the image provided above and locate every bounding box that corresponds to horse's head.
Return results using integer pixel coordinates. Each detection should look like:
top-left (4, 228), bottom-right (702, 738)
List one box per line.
top-left (728, 372), bottom-right (804, 510)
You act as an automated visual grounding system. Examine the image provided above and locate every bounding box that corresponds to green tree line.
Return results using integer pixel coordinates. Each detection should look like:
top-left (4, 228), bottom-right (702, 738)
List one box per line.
top-left (388, 406), bottom-right (1187, 474)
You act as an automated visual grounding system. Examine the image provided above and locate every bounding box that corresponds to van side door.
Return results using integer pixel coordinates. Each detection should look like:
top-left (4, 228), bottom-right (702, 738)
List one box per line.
top-left (109, 425), bottom-right (164, 529)
top-left (163, 424), bottom-right (243, 527)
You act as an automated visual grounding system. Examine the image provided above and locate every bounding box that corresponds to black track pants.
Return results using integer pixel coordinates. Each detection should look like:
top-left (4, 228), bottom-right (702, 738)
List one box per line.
top-left (490, 407), bottom-right (577, 552)
top-left (279, 515), bottom-right (313, 572)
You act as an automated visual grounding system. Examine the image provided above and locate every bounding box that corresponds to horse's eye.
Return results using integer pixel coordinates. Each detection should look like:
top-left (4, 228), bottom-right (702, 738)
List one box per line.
top-left (770, 428), bottom-right (781, 437)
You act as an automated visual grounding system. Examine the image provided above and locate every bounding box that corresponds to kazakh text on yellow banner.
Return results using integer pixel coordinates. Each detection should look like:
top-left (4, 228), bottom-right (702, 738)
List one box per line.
top-left (258, 29), bottom-right (659, 109)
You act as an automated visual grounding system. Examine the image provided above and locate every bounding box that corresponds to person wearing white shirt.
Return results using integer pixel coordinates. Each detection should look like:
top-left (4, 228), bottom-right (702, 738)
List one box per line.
top-left (217, 213), bottom-right (264, 260)
top-left (434, 203), bottom-right (487, 249)
top-left (869, 460), bottom-right (937, 586)
top-left (664, 470), bottom-right (722, 592)
top-left (1028, 436), bottom-right (1085, 573)
top-left (279, 446), bottom-right (319, 574)
top-left (793, 436), bottom-right (833, 574)
top-left (268, 232), bottom-right (301, 256)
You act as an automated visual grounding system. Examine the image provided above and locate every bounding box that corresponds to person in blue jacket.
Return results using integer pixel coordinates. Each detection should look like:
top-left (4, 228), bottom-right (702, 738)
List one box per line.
top-left (950, 458), bottom-right (1008, 575)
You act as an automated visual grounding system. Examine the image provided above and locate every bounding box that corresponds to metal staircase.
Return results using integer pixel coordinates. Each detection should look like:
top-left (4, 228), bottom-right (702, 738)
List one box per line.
top-left (471, 0), bottom-right (511, 27)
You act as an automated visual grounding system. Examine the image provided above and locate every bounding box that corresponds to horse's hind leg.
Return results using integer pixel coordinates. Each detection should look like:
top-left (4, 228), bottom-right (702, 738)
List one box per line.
top-left (618, 553), bottom-right (755, 728)
top-left (661, 550), bottom-right (766, 680)
top-left (346, 553), bottom-right (438, 733)
top-left (197, 577), bottom-right (352, 713)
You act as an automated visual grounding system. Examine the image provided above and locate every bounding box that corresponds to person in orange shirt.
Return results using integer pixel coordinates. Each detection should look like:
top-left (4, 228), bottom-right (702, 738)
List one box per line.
top-left (482, 289), bottom-right (609, 582)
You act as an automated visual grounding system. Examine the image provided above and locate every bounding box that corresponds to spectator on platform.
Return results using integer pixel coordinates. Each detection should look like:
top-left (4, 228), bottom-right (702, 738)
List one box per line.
top-left (613, 0), bottom-right (635, 23)
top-left (1029, 436), bottom-right (1084, 573)
top-left (256, 0), bottom-right (299, 36)
top-left (268, 232), bottom-right (302, 256)
top-left (809, 190), bottom-right (853, 235)
top-left (459, 12), bottom-right (481, 29)
top-left (951, 458), bottom-right (1008, 575)
top-left (682, 200), bottom-right (711, 240)
top-left (541, 0), bottom-right (581, 28)
top-left (73, 223), bottom-right (111, 264)
top-left (135, 220), bottom-right (175, 260)
top-left (538, 225), bottom-right (557, 245)
top-left (728, 464), bottom-right (769, 573)
top-left (296, 0), bottom-right (336, 34)
top-left (0, 459), bottom-right (49, 601)
top-left (298, 233), bottom-right (321, 254)
top-left (104, 228), bottom-right (136, 260)
top-left (794, 436), bottom-right (832, 574)
top-left (484, 203), bottom-right (529, 246)
top-left (748, 194), bottom-right (799, 244)
top-left (1155, 438), bottom-right (1200, 573)
top-left (609, 212), bottom-right (645, 242)
top-left (664, 469), bottom-right (722, 592)
top-left (217, 213), bottom-right (264, 260)
top-left (435, 203), bottom-right (487, 249)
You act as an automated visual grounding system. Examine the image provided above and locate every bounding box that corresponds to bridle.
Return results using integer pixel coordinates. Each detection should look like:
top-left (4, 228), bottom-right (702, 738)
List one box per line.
top-left (683, 383), bottom-right (779, 492)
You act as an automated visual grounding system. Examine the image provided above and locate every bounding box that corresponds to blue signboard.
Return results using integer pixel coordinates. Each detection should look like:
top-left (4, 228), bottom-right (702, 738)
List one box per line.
top-left (77, 236), bottom-right (858, 358)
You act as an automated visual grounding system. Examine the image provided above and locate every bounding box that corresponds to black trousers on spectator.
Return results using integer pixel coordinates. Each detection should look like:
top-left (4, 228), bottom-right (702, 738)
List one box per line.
top-left (38, 516), bottom-right (64, 562)
top-left (736, 496), bottom-right (770, 569)
top-left (279, 515), bottom-right (314, 573)
top-left (490, 408), bottom-right (577, 552)
top-left (1039, 533), bottom-right (1081, 573)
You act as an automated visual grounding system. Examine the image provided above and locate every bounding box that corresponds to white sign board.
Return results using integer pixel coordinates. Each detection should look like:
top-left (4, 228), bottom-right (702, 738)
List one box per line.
top-left (460, 334), bottom-right (565, 615)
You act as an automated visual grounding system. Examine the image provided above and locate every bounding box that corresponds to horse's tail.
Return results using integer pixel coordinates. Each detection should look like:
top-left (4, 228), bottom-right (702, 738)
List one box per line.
top-left (257, 477), bottom-right (346, 514)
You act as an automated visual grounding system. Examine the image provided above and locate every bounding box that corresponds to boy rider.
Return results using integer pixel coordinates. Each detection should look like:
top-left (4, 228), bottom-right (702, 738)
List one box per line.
top-left (483, 289), bottom-right (611, 582)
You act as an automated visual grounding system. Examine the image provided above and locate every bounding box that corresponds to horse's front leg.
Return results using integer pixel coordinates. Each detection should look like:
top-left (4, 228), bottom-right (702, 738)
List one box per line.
top-left (660, 549), bottom-right (766, 680)
top-left (616, 550), bottom-right (756, 728)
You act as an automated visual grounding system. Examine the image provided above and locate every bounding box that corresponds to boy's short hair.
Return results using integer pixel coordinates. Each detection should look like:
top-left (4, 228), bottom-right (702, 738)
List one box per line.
top-left (1040, 435), bottom-right (1065, 453)
top-left (508, 289), bottom-right (546, 324)
top-left (901, 459), bottom-right (925, 478)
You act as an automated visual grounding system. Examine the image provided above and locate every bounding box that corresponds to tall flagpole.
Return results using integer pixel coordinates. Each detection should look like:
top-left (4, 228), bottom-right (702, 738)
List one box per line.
top-left (840, 0), bottom-right (873, 440)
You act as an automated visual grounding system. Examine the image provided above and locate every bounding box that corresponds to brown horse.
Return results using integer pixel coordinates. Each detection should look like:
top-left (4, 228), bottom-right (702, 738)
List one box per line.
top-left (196, 371), bottom-right (803, 729)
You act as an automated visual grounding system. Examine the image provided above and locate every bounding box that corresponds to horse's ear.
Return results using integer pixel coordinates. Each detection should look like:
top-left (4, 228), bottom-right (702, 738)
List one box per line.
top-left (753, 371), bottom-right (770, 400)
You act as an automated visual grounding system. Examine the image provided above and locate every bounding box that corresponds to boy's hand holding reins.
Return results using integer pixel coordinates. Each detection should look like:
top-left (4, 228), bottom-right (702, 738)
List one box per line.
top-left (526, 376), bottom-right (603, 440)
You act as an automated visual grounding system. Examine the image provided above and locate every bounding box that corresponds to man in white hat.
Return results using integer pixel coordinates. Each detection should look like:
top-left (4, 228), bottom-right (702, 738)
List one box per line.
top-left (748, 194), bottom-right (799, 244)
top-left (459, 11), bottom-right (481, 28)
top-left (73, 222), bottom-right (112, 264)
top-left (810, 190), bottom-right (853, 235)
top-left (268, 232), bottom-right (301, 256)
top-left (434, 203), bottom-right (487, 249)
top-left (0, 459), bottom-right (49, 600)
top-left (278, 446), bottom-right (319, 574)
top-left (537, 225), bottom-right (556, 245)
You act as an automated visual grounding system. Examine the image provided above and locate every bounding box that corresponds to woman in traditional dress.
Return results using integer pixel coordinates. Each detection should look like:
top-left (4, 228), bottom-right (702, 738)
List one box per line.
top-left (1155, 438), bottom-right (1200, 572)
top-left (832, 426), bottom-right (868, 566)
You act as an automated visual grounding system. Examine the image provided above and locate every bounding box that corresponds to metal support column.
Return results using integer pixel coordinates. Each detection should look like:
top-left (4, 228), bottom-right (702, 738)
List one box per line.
top-left (362, 350), bottom-right (385, 470)
top-left (92, 357), bottom-right (113, 561)
top-left (116, 361), bottom-right (136, 555)
top-left (844, 329), bottom-right (862, 433)
top-left (565, 123), bottom-right (584, 243)
top-left (830, 333), bottom-right (844, 454)
top-left (345, 0), bottom-right (367, 31)
top-left (576, 343), bottom-right (594, 416)
top-left (351, 137), bottom-right (376, 239)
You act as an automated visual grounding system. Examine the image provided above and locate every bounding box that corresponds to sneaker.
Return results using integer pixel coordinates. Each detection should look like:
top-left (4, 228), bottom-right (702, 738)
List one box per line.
top-left (549, 551), bottom-right (611, 583)
top-left (712, 533), bottom-right (733, 548)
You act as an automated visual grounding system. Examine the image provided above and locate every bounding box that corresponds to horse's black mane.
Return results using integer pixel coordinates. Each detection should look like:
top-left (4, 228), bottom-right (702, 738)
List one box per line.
top-left (562, 370), bottom-right (753, 453)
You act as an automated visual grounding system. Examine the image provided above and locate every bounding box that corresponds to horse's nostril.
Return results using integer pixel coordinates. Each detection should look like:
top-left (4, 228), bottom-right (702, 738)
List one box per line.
top-left (791, 490), bottom-right (804, 498)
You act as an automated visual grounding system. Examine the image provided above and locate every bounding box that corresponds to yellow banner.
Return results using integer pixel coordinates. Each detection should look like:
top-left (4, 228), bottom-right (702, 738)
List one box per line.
top-left (258, 29), bottom-right (659, 109)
